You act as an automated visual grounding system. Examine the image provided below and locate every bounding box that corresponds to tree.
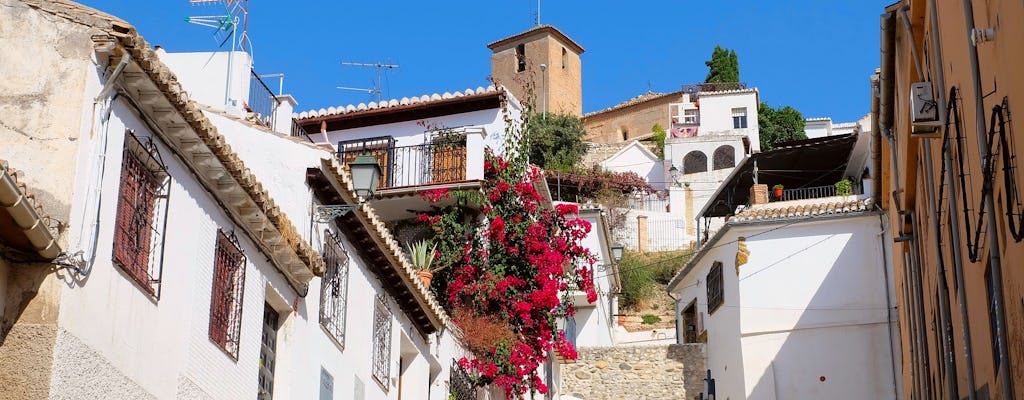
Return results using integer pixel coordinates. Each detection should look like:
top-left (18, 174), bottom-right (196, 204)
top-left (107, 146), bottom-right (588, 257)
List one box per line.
top-left (651, 123), bottom-right (667, 159)
top-left (758, 102), bottom-right (807, 151)
top-left (526, 112), bottom-right (588, 171)
top-left (704, 45), bottom-right (740, 84)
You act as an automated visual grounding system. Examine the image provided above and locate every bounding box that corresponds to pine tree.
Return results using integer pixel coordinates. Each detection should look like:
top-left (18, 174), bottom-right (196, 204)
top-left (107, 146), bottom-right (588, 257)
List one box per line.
top-left (704, 45), bottom-right (740, 84)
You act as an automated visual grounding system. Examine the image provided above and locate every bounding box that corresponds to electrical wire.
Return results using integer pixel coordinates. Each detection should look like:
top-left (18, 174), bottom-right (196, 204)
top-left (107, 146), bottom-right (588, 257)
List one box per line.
top-left (592, 216), bottom-right (811, 280)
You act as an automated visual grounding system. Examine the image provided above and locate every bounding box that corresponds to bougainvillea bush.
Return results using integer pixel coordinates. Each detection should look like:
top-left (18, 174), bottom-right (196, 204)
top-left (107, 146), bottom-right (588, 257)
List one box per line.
top-left (417, 151), bottom-right (597, 398)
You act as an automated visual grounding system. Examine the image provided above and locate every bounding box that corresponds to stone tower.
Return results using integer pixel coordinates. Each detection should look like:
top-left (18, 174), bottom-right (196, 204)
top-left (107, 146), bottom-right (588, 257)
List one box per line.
top-left (487, 25), bottom-right (584, 116)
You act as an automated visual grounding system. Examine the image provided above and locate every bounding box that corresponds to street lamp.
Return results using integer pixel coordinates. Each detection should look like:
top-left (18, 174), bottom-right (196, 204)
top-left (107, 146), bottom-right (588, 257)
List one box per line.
top-left (611, 243), bottom-right (624, 263)
top-left (314, 153), bottom-right (382, 222)
top-left (669, 165), bottom-right (682, 187)
top-left (539, 63), bottom-right (547, 119)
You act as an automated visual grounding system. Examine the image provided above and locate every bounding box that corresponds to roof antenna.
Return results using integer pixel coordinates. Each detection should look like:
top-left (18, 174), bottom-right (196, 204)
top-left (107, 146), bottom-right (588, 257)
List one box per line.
top-left (337, 61), bottom-right (400, 102)
top-left (534, 0), bottom-right (541, 26)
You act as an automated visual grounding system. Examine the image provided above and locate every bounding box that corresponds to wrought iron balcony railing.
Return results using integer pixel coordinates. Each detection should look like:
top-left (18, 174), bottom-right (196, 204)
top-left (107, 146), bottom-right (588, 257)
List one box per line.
top-left (247, 70), bottom-right (279, 129)
top-left (776, 184), bottom-right (862, 202)
top-left (336, 139), bottom-right (468, 190)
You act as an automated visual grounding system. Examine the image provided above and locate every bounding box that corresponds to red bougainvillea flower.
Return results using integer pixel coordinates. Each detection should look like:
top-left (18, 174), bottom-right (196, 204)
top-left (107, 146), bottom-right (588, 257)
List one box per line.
top-left (438, 152), bottom-right (595, 399)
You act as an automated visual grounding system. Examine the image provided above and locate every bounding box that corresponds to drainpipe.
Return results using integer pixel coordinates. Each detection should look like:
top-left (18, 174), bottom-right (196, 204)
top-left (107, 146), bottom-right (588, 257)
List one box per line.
top-left (923, 139), bottom-right (960, 399)
top-left (870, 74), bottom-right (882, 207)
top-left (929, 0), bottom-right (978, 396)
top-left (877, 214), bottom-right (900, 400)
top-left (95, 52), bottom-right (131, 102)
top-left (960, 2), bottom-right (1013, 397)
top-left (667, 290), bottom-right (683, 345)
top-left (908, 212), bottom-right (933, 400)
top-left (901, 3), bottom-right (960, 396)
top-left (882, 13), bottom-right (927, 396)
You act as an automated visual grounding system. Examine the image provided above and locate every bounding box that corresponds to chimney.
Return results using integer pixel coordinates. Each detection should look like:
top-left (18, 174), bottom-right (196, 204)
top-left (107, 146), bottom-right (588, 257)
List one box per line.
top-left (750, 184), bottom-right (769, 205)
top-left (273, 94), bottom-right (297, 135)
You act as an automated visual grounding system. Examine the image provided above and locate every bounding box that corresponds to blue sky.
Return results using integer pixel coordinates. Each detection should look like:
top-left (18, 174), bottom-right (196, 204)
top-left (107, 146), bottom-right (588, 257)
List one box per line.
top-left (79, 1), bottom-right (887, 122)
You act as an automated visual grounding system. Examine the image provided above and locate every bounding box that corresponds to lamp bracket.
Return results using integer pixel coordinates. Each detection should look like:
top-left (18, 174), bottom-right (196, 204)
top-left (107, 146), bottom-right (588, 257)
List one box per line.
top-left (314, 204), bottom-right (360, 223)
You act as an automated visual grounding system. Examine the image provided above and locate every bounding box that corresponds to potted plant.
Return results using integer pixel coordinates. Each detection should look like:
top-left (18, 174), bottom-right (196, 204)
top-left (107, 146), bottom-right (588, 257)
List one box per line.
top-left (835, 178), bottom-right (853, 196)
top-left (405, 239), bottom-right (443, 287)
top-left (772, 184), bottom-right (784, 198)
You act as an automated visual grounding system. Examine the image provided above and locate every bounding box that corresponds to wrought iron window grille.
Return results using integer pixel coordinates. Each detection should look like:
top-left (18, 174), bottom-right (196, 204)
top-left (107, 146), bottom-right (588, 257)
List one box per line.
top-left (319, 229), bottom-right (350, 349)
top-left (706, 261), bottom-right (724, 314)
top-left (371, 293), bottom-right (393, 388)
top-left (209, 229), bottom-right (247, 360)
top-left (449, 359), bottom-right (476, 400)
top-left (112, 129), bottom-right (171, 298)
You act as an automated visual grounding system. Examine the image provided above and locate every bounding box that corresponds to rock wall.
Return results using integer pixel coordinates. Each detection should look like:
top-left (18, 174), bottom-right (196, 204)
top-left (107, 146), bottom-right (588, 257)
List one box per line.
top-left (561, 344), bottom-right (705, 400)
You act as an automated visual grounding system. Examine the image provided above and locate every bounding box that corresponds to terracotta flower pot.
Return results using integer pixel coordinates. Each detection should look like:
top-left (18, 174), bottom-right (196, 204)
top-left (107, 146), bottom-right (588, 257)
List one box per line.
top-left (416, 271), bottom-right (433, 288)
top-left (773, 188), bottom-right (784, 198)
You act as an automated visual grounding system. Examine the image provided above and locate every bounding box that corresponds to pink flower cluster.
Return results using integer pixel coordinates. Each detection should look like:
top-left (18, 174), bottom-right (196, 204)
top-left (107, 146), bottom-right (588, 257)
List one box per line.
top-left (427, 151), bottom-right (596, 399)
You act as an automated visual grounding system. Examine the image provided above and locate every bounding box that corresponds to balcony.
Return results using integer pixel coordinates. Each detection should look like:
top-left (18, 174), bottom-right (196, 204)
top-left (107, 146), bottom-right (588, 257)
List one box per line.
top-left (246, 70), bottom-right (279, 129)
top-left (775, 184), bottom-right (863, 202)
top-left (334, 129), bottom-right (488, 221)
top-left (337, 140), bottom-right (469, 190)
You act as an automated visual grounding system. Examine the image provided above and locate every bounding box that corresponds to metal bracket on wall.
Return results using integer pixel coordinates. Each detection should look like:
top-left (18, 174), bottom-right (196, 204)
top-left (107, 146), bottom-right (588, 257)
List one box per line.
top-left (313, 204), bottom-right (360, 223)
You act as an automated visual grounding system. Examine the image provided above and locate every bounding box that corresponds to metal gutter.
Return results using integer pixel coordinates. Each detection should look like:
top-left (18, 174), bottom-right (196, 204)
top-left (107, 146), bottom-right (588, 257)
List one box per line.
top-left (0, 161), bottom-right (61, 260)
top-left (960, 1), bottom-right (1013, 397)
top-left (930, 0), bottom-right (977, 393)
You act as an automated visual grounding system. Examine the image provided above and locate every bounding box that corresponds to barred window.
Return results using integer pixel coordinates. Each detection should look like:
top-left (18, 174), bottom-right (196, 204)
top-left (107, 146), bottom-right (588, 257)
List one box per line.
top-left (682, 151), bottom-right (708, 174)
top-left (371, 293), bottom-right (393, 387)
top-left (209, 229), bottom-right (247, 360)
top-left (320, 229), bottom-right (350, 348)
top-left (113, 130), bottom-right (170, 297)
top-left (706, 261), bottom-right (724, 314)
top-left (712, 145), bottom-right (736, 170)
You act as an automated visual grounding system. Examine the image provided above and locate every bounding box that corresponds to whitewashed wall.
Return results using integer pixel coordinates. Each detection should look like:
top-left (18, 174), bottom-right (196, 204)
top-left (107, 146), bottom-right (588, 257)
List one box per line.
top-left (599, 142), bottom-right (665, 191)
top-left (572, 207), bottom-right (618, 348)
top-left (696, 90), bottom-right (760, 152)
top-left (54, 98), bottom-right (296, 399)
top-left (159, 51), bottom-right (252, 116)
top-left (50, 86), bottom-right (457, 400)
top-left (670, 214), bottom-right (899, 400)
top-left (213, 112), bottom-right (450, 400)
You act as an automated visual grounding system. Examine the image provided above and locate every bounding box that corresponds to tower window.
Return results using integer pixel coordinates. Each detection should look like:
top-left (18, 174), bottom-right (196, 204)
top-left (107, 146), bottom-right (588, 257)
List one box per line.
top-left (516, 44), bottom-right (526, 72)
top-left (562, 48), bottom-right (567, 69)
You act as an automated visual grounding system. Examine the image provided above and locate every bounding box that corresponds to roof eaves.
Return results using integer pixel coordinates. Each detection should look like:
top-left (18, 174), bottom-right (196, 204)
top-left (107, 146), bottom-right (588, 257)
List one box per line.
top-left (320, 158), bottom-right (449, 330)
top-left (486, 25), bottom-right (585, 54)
top-left (295, 86), bottom-right (503, 121)
top-left (0, 160), bottom-right (62, 260)
top-left (583, 90), bottom-right (682, 119)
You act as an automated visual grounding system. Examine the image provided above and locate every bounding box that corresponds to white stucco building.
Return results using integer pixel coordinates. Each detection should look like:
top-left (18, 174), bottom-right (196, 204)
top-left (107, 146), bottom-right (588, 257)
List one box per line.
top-left (663, 88), bottom-right (760, 238)
top-left (0, 2), bottom-right (473, 399)
top-left (666, 189), bottom-right (901, 400)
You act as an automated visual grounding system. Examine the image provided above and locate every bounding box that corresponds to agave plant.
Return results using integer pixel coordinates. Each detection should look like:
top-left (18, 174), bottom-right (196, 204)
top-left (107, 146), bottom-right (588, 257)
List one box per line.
top-left (406, 239), bottom-right (441, 273)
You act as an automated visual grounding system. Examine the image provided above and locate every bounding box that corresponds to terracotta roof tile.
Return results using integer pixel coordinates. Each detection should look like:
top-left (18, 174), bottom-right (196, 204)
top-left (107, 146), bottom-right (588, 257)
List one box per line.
top-left (294, 86), bottom-right (502, 120)
top-left (29, 0), bottom-right (325, 281)
top-left (732, 196), bottom-right (874, 223)
top-left (583, 91), bottom-right (681, 119)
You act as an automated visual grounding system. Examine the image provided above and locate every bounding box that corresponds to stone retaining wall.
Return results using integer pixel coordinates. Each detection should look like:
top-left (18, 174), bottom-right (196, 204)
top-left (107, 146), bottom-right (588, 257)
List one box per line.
top-left (561, 344), bottom-right (705, 400)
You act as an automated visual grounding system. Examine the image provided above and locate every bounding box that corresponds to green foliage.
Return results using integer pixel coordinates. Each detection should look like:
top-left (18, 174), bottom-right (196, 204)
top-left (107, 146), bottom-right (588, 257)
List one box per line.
top-left (641, 314), bottom-right (662, 325)
top-left (618, 249), bottom-right (693, 310)
top-left (758, 102), bottom-right (808, 151)
top-left (835, 178), bottom-right (853, 196)
top-left (526, 112), bottom-right (589, 171)
top-left (704, 45), bottom-right (740, 84)
top-left (651, 124), bottom-right (667, 159)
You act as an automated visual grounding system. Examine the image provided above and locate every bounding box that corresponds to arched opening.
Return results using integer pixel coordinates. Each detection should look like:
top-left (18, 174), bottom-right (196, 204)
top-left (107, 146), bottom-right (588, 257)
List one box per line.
top-left (682, 151), bottom-right (708, 174)
top-left (713, 145), bottom-right (736, 170)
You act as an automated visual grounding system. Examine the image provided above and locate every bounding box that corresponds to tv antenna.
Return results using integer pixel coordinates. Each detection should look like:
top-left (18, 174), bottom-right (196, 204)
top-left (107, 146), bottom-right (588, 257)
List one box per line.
top-left (184, 0), bottom-right (251, 109)
top-left (535, 0), bottom-right (541, 26)
top-left (184, 0), bottom-right (251, 54)
top-left (336, 62), bottom-right (400, 102)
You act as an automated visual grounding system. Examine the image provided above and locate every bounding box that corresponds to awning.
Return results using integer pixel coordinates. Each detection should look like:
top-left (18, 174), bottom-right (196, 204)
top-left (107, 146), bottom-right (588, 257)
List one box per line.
top-left (700, 134), bottom-right (860, 218)
top-left (0, 160), bottom-right (61, 260)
